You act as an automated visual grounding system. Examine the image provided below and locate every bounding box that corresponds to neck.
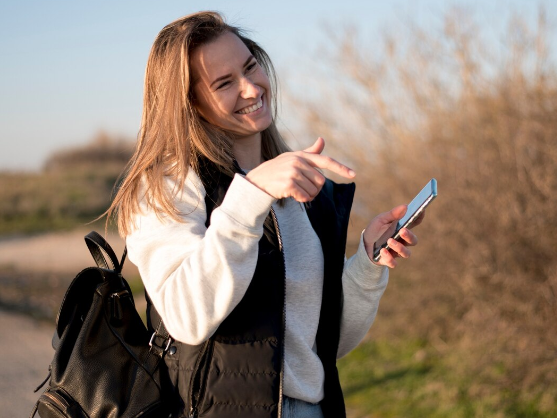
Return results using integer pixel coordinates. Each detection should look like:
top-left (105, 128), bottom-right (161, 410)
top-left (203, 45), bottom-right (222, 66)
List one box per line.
top-left (232, 132), bottom-right (263, 171)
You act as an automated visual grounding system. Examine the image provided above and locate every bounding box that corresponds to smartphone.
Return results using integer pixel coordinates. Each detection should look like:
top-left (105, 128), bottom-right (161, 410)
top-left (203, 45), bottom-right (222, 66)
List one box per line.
top-left (373, 178), bottom-right (437, 262)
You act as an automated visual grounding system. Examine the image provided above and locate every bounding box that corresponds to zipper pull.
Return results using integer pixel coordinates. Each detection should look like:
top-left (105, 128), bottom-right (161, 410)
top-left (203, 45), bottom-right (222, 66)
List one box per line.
top-left (111, 295), bottom-right (123, 322)
top-left (110, 290), bottom-right (129, 322)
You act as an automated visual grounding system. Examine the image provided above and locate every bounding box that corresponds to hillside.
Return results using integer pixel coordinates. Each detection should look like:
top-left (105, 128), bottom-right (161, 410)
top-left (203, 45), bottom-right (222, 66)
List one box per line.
top-left (0, 132), bottom-right (133, 235)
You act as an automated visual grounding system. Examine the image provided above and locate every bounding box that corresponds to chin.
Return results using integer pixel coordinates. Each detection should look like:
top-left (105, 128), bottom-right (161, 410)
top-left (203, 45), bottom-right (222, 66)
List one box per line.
top-left (259, 118), bottom-right (274, 132)
top-left (241, 118), bottom-right (274, 137)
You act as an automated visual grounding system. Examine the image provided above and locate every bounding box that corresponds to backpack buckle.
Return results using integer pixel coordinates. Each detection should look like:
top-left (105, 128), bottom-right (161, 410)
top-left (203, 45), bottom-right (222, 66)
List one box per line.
top-left (149, 332), bottom-right (173, 356)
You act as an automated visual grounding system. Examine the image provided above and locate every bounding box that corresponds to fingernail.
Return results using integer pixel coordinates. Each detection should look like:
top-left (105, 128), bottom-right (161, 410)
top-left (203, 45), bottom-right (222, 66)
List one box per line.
top-left (348, 169), bottom-right (356, 177)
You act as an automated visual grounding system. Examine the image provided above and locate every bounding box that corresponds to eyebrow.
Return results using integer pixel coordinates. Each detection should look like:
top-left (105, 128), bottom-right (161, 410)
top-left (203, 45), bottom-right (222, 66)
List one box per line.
top-left (209, 55), bottom-right (255, 89)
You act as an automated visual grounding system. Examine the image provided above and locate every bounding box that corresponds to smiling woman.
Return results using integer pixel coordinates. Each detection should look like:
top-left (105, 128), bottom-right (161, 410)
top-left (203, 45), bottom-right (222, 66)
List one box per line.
top-left (191, 32), bottom-right (274, 168)
top-left (104, 10), bottom-right (424, 418)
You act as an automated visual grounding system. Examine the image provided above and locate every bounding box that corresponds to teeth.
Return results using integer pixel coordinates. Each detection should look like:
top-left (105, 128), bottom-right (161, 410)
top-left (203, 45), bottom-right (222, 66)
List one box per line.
top-left (237, 99), bottom-right (263, 114)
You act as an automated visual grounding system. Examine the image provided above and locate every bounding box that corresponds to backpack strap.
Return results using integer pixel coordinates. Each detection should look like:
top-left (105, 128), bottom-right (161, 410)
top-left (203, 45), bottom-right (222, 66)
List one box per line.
top-left (85, 231), bottom-right (125, 273)
top-left (149, 319), bottom-right (173, 358)
top-left (145, 290), bottom-right (173, 358)
top-left (29, 402), bottom-right (38, 418)
top-left (86, 232), bottom-right (170, 367)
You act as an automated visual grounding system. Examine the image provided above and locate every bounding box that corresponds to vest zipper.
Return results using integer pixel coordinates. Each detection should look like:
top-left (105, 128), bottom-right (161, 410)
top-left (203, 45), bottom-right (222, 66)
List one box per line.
top-left (188, 339), bottom-right (211, 418)
top-left (270, 207), bottom-right (286, 418)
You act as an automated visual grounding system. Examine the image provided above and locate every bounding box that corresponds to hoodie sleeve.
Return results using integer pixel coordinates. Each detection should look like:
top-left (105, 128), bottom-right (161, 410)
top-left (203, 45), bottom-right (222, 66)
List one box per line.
top-left (337, 232), bottom-right (389, 358)
top-left (126, 171), bottom-right (276, 345)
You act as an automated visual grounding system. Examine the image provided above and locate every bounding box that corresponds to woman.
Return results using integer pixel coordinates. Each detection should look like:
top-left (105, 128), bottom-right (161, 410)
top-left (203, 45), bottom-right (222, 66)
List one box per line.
top-left (107, 11), bottom-right (422, 418)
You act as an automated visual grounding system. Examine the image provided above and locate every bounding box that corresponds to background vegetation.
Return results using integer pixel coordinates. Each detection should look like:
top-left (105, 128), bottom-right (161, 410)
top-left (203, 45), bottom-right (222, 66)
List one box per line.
top-left (0, 132), bottom-right (133, 235)
top-left (1, 7), bottom-right (556, 418)
top-left (290, 8), bottom-right (557, 417)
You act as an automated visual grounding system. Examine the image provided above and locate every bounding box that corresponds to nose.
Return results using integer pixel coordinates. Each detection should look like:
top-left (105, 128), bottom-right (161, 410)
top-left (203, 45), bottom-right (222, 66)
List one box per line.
top-left (239, 76), bottom-right (261, 99)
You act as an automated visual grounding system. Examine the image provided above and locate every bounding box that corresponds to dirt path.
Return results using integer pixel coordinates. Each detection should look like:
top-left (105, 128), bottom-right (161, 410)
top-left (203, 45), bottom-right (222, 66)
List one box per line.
top-left (0, 309), bottom-right (55, 417)
top-left (0, 229), bottom-right (141, 321)
top-left (0, 229), bottom-right (143, 416)
top-left (0, 229), bottom-right (137, 277)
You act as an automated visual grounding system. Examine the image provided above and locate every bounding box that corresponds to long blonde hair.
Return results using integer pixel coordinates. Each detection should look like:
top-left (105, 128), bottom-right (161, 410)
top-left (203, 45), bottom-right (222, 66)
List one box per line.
top-left (106, 11), bottom-right (290, 236)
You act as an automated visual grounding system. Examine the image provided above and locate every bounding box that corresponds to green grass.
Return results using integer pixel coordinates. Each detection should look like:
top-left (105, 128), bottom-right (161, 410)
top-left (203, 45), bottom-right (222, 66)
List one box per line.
top-left (126, 274), bottom-right (145, 296)
top-left (0, 169), bottom-right (120, 236)
top-left (338, 339), bottom-right (557, 418)
top-left (126, 274), bottom-right (147, 325)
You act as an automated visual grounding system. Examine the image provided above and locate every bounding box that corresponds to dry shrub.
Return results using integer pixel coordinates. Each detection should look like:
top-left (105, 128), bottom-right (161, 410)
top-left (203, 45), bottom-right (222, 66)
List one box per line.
top-left (289, 8), bottom-right (557, 404)
top-left (44, 131), bottom-right (134, 174)
top-left (0, 132), bottom-right (134, 234)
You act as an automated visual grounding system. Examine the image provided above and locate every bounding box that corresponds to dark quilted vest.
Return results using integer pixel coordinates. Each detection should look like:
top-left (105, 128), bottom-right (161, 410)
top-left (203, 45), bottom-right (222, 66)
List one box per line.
top-left (147, 162), bottom-right (355, 418)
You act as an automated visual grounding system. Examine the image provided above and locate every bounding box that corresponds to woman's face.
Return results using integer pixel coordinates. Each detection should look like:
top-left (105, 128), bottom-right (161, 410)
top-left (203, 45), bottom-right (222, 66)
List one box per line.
top-left (190, 32), bottom-right (273, 139)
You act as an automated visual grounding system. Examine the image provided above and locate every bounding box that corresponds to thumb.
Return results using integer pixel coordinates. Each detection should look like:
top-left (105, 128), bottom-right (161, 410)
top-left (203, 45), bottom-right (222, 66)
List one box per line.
top-left (380, 205), bottom-right (407, 225)
top-left (303, 137), bottom-right (325, 154)
top-left (364, 204), bottom-right (407, 250)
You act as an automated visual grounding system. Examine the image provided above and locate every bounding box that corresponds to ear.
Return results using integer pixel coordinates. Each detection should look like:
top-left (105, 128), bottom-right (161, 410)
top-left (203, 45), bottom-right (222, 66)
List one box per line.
top-left (190, 102), bottom-right (209, 124)
top-left (188, 88), bottom-right (197, 104)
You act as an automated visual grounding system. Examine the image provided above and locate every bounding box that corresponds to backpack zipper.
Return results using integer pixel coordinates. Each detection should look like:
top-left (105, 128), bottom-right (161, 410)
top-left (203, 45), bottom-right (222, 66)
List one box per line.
top-left (42, 390), bottom-right (70, 412)
top-left (270, 207), bottom-right (286, 418)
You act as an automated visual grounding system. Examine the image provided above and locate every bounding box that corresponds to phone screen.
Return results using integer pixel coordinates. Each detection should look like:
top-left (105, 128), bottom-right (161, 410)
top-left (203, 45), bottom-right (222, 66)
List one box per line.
top-left (396, 179), bottom-right (437, 231)
top-left (373, 178), bottom-right (437, 262)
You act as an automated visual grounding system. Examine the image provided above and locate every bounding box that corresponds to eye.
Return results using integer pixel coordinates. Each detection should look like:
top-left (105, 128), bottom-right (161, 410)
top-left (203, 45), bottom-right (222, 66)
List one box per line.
top-left (216, 80), bottom-right (231, 90)
top-left (246, 62), bottom-right (257, 73)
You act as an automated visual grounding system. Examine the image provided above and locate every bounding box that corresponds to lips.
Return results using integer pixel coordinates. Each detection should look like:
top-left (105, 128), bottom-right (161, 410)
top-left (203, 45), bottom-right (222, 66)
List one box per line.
top-left (236, 97), bottom-right (263, 114)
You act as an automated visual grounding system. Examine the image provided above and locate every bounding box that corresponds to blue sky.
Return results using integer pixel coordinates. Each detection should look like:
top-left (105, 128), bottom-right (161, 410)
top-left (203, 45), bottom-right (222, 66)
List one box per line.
top-left (0, 0), bottom-right (553, 170)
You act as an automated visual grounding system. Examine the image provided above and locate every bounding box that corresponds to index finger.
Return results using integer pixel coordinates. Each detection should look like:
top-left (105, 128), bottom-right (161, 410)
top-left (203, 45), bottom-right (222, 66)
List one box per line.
top-left (301, 152), bottom-right (356, 179)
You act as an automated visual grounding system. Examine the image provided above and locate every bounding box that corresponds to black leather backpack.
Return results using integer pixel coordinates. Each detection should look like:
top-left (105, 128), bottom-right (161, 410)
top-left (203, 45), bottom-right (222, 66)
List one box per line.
top-left (30, 231), bottom-right (175, 418)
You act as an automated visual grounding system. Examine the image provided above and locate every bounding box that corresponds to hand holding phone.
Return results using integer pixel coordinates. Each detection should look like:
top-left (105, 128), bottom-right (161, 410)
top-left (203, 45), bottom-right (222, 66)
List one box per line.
top-left (372, 178), bottom-right (437, 263)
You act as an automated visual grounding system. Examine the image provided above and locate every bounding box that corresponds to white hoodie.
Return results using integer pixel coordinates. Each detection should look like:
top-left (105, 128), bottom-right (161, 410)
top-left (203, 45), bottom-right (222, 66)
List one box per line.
top-left (126, 170), bottom-right (388, 404)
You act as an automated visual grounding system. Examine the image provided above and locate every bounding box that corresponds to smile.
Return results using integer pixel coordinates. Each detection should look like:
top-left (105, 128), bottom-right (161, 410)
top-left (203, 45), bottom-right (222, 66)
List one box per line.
top-left (236, 97), bottom-right (263, 115)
